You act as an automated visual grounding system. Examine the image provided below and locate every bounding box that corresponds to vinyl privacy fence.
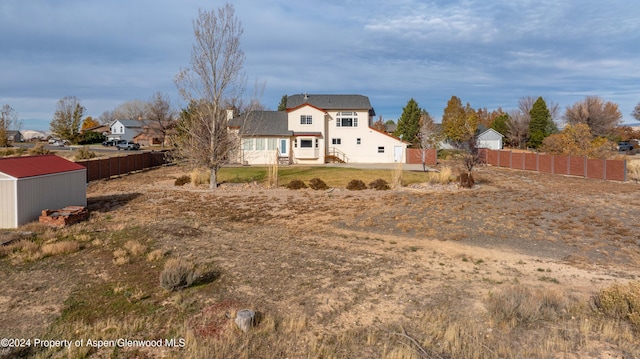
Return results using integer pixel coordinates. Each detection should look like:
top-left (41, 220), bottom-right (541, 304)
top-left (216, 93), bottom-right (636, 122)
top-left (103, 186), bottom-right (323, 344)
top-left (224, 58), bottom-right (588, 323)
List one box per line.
top-left (480, 149), bottom-right (627, 181)
top-left (75, 151), bottom-right (170, 182)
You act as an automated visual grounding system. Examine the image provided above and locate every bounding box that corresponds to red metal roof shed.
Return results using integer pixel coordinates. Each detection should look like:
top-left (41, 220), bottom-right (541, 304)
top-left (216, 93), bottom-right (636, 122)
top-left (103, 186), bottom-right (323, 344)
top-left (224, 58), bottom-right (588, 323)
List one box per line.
top-left (0, 155), bottom-right (87, 228)
top-left (0, 154), bottom-right (86, 179)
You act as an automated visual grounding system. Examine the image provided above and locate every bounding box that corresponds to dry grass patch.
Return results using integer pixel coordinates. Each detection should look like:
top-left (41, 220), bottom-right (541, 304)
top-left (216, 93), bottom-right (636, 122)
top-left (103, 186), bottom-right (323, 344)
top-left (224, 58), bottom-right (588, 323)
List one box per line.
top-left (628, 160), bottom-right (640, 182)
top-left (147, 248), bottom-right (167, 262)
top-left (425, 166), bottom-right (454, 184)
top-left (124, 240), bottom-right (147, 256)
top-left (40, 241), bottom-right (80, 257)
top-left (190, 168), bottom-right (211, 186)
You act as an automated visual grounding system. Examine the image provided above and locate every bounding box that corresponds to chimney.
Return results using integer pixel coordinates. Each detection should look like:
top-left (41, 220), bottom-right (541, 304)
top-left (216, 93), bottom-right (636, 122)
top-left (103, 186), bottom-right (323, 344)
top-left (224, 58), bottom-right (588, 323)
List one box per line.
top-left (226, 108), bottom-right (234, 121)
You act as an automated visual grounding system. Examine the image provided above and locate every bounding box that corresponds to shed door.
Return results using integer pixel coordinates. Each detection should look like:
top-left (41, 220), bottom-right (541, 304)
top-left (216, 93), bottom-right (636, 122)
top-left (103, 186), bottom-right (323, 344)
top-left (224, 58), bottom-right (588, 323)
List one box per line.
top-left (394, 146), bottom-right (403, 162)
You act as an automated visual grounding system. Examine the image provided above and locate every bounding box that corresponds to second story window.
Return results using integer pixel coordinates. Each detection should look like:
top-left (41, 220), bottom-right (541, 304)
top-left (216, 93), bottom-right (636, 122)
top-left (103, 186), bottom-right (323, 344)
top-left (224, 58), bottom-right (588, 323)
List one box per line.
top-left (300, 115), bottom-right (312, 125)
top-left (336, 112), bottom-right (358, 127)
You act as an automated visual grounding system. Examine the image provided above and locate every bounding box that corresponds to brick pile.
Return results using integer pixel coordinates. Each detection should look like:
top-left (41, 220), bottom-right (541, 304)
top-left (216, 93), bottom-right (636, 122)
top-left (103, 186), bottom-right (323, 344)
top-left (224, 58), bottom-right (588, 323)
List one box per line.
top-left (39, 206), bottom-right (89, 228)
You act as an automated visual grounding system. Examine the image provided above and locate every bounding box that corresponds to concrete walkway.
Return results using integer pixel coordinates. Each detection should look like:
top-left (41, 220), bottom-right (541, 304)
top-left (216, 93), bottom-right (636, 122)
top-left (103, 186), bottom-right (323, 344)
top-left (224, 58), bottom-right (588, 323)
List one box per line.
top-left (323, 162), bottom-right (434, 171)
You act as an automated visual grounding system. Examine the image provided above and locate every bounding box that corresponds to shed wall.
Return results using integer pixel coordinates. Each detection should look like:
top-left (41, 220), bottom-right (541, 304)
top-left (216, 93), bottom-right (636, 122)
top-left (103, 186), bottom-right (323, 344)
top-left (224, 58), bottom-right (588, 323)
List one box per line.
top-left (0, 179), bottom-right (17, 228)
top-left (15, 170), bottom-right (87, 226)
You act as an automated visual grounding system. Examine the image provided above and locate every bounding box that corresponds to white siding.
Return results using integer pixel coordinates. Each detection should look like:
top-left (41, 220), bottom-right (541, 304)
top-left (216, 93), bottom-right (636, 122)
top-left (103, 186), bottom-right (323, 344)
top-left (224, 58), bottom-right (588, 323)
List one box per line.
top-left (15, 170), bottom-right (87, 227)
top-left (240, 137), bottom-right (288, 165)
top-left (0, 178), bottom-right (17, 228)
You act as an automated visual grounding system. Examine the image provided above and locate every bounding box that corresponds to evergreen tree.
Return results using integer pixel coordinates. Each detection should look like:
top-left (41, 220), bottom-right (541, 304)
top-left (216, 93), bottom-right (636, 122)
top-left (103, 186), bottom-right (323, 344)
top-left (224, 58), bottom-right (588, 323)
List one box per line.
top-left (393, 98), bottom-right (421, 145)
top-left (277, 95), bottom-right (287, 111)
top-left (528, 97), bottom-right (554, 148)
top-left (490, 113), bottom-right (510, 137)
top-left (442, 96), bottom-right (477, 142)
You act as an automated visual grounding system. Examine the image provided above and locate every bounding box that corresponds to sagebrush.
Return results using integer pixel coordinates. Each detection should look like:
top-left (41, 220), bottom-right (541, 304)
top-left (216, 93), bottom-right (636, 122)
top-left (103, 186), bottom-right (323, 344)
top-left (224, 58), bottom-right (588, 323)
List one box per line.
top-left (160, 258), bottom-right (197, 291)
top-left (346, 179), bottom-right (367, 190)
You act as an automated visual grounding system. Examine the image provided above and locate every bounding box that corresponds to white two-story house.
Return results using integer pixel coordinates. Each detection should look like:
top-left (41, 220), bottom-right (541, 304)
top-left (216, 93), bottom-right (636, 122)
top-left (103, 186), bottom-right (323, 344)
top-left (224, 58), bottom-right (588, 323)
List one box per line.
top-left (107, 119), bottom-right (143, 142)
top-left (229, 94), bottom-right (407, 165)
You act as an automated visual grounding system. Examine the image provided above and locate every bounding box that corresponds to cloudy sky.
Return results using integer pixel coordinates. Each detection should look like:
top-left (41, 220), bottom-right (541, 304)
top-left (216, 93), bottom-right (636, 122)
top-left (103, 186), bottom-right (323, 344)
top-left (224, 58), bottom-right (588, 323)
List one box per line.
top-left (1, 0), bottom-right (639, 132)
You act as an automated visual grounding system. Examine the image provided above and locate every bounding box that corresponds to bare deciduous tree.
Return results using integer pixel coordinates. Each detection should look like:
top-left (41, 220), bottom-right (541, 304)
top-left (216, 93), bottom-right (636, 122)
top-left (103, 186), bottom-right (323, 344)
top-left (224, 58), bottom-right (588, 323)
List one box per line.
top-left (112, 100), bottom-right (149, 121)
top-left (146, 92), bottom-right (176, 147)
top-left (633, 102), bottom-right (640, 121)
top-left (98, 110), bottom-right (116, 125)
top-left (50, 96), bottom-right (85, 143)
top-left (174, 3), bottom-right (247, 189)
top-left (507, 109), bottom-right (529, 149)
top-left (563, 96), bottom-right (622, 137)
top-left (0, 104), bottom-right (19, 147)
top-left (417, 110), bottom-right (440, 172)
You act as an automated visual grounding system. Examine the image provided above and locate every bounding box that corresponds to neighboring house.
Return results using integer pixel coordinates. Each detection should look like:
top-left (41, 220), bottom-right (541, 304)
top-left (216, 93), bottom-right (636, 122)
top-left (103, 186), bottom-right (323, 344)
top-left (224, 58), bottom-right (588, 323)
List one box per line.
top-left (229, 94), bottom-right (408, 164)
top-left (133, 122), bottom-right (176, 147)
top-left (477, 128), bottom-right (504, 150)
top-left (0, 155), bottom-right (87, 228)
top-left (107, 119), bottom-right (143, 142)
top-left (7, 130), bottom-right (23, 142)
top-left (81, 124), bottom-right (111, 135)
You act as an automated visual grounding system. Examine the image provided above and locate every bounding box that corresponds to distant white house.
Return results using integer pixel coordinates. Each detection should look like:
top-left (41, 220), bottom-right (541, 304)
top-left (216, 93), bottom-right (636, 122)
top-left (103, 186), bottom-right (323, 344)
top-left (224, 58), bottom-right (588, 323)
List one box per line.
top-left (107, 119), bottom-right (143, 142)
top-left (477, 128), bottom-right (504, 150)
top-left (228, 94), bottom-right (408, 165)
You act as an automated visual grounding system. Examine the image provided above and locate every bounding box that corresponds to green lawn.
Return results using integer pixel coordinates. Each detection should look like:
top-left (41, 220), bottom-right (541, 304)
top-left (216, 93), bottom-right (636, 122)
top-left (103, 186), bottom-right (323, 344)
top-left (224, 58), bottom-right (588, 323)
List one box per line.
top-left (217, 166), bottom-right (432, 188)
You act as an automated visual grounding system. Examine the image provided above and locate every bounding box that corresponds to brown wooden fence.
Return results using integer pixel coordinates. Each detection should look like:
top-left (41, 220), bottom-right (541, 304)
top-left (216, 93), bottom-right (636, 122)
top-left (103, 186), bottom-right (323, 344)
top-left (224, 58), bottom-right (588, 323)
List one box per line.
top-left (75, 151), bottom-right (170, 182)
top-left (481, 149), bottom-right (627, 181)
top-left (406, 148), bottom-right (437, 165)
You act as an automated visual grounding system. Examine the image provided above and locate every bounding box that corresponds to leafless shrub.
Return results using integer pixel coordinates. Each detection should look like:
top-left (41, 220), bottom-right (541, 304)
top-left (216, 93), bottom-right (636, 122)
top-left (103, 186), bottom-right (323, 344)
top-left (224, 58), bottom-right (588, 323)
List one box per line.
top-left (73, 146), bottom-right (96, 160)
top-left (174, 175), bottom-right (191, 186)
top-left (160, 258), bottom-right (197, 291)
top-left (28, 143), bottom-right (50, 155)
top-left (368, 178), bottom-right (390, 190)
top-left (346, 179), bottom-right (367, 190)
top-left (286, 179), bottom-right (307, 190)
top-left (308, 178), bottom-right (328, 190)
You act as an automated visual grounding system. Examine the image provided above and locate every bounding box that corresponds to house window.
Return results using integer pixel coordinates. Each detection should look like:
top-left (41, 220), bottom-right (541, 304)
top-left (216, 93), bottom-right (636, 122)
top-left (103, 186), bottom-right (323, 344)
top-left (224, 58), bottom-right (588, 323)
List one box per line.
top-left (315, 138), bottom-right (319, 148)
top-left (300, 139), bottom-right (313, 148)
top-left (120, 126), bottom-right (124, 133)
top-left (336, 112), bottom-right (358, 127)
top-left (378, 146), bottom-right (385, 153)
top-left (243, 138), bottom-right (253, 150)
top-left (256, 138), bottom-right (265, 150)
top-left (267, 138), bottom-right (277, 150)
top-left (300, 115), bottom-right (312, 125)
top-left (332, 138), bottom-right (341, 145)
top-left (356, 138), bottom-right (361, 145)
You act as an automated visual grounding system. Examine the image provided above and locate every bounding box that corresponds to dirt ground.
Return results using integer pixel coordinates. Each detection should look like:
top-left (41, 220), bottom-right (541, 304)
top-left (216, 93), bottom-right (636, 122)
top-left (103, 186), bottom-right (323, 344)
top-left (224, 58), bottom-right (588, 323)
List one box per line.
top-left (1, 163), bottom-right (640, 357)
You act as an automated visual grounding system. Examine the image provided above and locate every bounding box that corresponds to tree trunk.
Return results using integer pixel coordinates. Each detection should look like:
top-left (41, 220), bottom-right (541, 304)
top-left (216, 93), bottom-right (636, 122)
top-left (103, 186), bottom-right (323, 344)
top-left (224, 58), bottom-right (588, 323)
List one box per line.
top-left (235, 309), bottom-right (255, 332)
top-left (209, 167), bottom-right (218, 190)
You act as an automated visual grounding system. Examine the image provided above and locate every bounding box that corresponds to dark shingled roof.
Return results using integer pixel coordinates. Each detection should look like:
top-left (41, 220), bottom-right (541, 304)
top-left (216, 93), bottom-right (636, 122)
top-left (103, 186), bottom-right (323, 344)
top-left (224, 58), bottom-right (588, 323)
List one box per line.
top-left (286, 94), bottom-right (373, 112)
top-left (229, 111), bottom-right (291, 136)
